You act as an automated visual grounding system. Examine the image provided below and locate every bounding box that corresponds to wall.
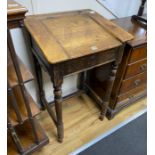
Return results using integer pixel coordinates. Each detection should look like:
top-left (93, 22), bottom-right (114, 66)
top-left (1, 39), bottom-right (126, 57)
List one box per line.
top-left (10, 0), bottom-right (146, 105)
top-left (98, 0), bottom-right (147, 18)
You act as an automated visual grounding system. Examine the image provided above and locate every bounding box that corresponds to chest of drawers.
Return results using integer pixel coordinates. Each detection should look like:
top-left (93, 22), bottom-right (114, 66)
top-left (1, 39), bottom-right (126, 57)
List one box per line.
top-left (85, 16), bottom-right (146, 119)
top-left (107, 16), bottom-right (147, 119)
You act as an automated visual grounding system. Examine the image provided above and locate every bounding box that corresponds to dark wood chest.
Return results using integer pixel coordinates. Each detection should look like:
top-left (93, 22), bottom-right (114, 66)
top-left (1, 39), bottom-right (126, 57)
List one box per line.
top-left (86, 16), bottom-right (147, 119)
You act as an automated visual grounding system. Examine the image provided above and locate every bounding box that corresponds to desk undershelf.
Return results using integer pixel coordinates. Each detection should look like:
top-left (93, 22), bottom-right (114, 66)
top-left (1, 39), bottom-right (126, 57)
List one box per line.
top-left (8, 54), bottom-right (34, 88)
top-left (8, 86), bottom-right (40, 126)
top-left (7, 118), bottom-right (49, 155)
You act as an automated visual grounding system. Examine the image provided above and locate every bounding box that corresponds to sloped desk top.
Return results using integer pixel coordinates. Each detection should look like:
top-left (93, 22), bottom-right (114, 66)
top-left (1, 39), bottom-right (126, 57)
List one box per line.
top-left (24, 10), bottom-right (133, 64)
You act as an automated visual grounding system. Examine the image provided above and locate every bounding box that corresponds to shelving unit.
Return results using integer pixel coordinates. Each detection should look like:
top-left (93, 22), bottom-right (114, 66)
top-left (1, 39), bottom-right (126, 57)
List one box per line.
top-left (7, 0), bottom-right (49, 154)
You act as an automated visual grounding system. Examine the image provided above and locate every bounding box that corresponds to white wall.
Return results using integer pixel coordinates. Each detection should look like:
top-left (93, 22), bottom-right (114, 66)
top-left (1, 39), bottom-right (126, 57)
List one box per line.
top-left (10, 0), bottom-right (146, 105)
top-left (98, 0), bottom-right (147, 17)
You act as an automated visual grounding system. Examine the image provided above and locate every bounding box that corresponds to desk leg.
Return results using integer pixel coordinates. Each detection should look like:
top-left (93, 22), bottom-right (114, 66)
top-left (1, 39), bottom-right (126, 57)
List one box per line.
top-left (78, 72), bottom-right (87, 90)
top-left (53, 77), bottom-right (64, 142)
top-left (99, 45), bottom-right (124, 120)
top-left (33, 55), bottom-right (45, 110)
top-left (99, 63), bottom-right (118, 120)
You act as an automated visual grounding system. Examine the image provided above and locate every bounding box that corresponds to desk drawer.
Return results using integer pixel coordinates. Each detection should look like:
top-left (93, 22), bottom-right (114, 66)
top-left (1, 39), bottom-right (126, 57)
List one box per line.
top-left (125, 59), bottom-right (147, 79)
top-left (116, 85), bottom-right (146, 108)
top-left (129, 46), bottom-right (147, 63)
top-left (61, 49), bottom-right (116, 76)
top-left (119, 72), bottom-right (146, 94)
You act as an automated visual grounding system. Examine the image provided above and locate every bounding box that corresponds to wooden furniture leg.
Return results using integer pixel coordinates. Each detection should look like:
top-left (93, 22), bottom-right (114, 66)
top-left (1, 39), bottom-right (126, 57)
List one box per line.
top-left (100, 45), bottom-right (124, 120)
top-left (33, 55), bottom-right (45, 110)
top-left (78, 72), bottom-right (87, 90)
top-left (32, 54), bottom-right (57, 125)
top-left (99, 63), bottom-right (118, 120)
top-left (52, 76), bottom-right (64, 142)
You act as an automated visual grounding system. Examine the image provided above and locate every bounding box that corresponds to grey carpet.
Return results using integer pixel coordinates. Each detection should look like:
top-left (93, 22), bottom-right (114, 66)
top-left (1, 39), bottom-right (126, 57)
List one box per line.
top-left (78, 113), bottom-right (147, 155)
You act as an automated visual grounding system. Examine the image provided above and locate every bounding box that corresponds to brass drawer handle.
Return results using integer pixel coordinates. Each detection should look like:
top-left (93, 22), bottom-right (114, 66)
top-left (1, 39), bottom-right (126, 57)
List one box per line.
top-left (134, 79), bottom-right (141, 86)
top-left (140, 64), bottom-right (147, 71)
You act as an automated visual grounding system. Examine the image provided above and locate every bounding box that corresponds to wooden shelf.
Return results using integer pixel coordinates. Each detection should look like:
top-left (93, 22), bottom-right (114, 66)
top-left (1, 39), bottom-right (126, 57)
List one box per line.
top-left (8, 86), bottom-right (40, 126)
top-left (8, 118), bottom-right (49, 155)
top-left (8, 52), bottom-right (34, 88)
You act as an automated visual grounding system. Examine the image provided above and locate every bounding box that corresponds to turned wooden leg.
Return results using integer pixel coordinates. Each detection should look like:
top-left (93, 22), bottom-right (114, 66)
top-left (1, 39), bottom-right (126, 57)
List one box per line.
top-left (106, 108), bottom-right (115, 120)
top-left (33, 55), bottom-right (45, 110)
top-left (99, 45), bottom-right (124, 120)
top-left (78, 72), bottom-right (87, 91)
top-left (99, 63), bottom-right (118, 120)
top-left (53, 78), bottom-right (64, 142)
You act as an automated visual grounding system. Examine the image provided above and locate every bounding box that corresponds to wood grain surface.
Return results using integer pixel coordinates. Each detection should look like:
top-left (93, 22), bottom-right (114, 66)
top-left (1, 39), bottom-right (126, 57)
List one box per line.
top-left (119, 72), bottom-right (146, 94)
top-left (124, 58), bottom-right (147, 79)
top-left (24, 10), bottom-right (133, 64)
top-left (129, 46), bottom-right (147, 63)
top-left (112, 16), bottom-right (147, 46)
top-left (33, 94), bottom-right (146, 155)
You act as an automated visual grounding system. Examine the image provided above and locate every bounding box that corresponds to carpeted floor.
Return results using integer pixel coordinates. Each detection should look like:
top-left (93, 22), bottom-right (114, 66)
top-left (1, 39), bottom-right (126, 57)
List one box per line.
top-left (78, 113), bottom-right (147, 155)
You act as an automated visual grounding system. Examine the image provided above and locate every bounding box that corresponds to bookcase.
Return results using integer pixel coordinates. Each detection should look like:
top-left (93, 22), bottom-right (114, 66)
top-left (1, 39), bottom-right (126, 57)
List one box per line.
top-left (7, 0), bottom-right (49, 154)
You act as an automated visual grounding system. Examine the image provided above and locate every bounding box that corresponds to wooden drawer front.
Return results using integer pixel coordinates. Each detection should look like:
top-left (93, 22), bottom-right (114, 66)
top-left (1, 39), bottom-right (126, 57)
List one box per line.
top-left (129, 46), bottom-right (147, 63)
top-left (116, 85), bottom-right (146, 108)
top-left (60, 49), bottom-right (116, 76)
top-left (125, 59), bottom-right (147, 79)
top-left (119, 72), bottom-right (146, 94)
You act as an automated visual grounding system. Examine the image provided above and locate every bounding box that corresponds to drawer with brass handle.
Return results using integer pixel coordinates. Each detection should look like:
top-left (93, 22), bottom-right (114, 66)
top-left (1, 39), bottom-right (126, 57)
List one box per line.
top-left (134, 79), bottom-right (141, 86)
top-left (129, 45), bottom-right (147, 63)
top-left (119, 72), bottom-right (146, 94)
top-left (125, 59), bottom-right (147, 79)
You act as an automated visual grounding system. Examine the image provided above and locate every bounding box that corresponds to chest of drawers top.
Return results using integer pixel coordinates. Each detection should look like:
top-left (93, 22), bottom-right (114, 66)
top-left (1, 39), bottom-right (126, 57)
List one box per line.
top-left (24, 10), bottom-right (133, 64)
top-left (112, 16), bottom-right (146, 47)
